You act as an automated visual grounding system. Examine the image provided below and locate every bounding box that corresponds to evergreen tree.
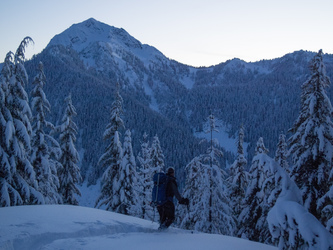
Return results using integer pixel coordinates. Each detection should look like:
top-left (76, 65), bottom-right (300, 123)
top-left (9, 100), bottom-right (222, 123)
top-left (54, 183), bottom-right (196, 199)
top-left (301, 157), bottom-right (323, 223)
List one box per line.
top-left (4, 38), bottom-right (44, 205)
top-left (227, 125), bottom-right (249, 230)
top-left (181, 150), bottom-right (234, 235)
top-left (150, 135), bottom-right (165, 173)
top-left (178, 156), bottom-right (207, 230)
top-left (58, 94), bottom-right (82, 205)
top-left (288, 49), bottom-right (333, 224)
top-left (115, 129), bottom-right (139, 215)
top-left (95, 84), bottom-right (124, 211)
top-left (207, 114), bottom-right (222, 233)
top-left (266, 146), bottom-right (333, 249)
top-left (274, 133), bottom-right (289, 174)
top-left (0, 52), bottom-right (20, 206)
top-left (30, 62), bottom-right (62, 204)
top-left (137, 132), bottom-right (154, 219)
top-left (238, 137), bottom-right (271, 243)
top-left (179, 114), bottom-right (234, 235)
top-left (263, 134), bottom-right (290, 209)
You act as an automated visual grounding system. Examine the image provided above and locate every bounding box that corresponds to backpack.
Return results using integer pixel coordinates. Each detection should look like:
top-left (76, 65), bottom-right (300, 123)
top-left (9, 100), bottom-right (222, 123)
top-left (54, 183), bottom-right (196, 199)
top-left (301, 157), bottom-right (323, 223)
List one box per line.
top-left (152, 172), bottom-right (169, 206)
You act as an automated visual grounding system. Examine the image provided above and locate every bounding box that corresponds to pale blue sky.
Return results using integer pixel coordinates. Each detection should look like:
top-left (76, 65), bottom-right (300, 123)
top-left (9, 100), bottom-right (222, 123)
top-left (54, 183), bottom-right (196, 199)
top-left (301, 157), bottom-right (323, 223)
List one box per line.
top-left (1, 0), bottom-right (332, 67)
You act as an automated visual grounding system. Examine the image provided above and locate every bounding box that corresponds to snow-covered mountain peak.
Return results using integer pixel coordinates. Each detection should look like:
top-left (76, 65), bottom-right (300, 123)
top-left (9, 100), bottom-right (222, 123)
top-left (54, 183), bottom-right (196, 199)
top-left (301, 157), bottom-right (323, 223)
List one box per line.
top-left (47, 18), bottom-right (167, 71)
top-left (48, 18), bottom-right (141, 52)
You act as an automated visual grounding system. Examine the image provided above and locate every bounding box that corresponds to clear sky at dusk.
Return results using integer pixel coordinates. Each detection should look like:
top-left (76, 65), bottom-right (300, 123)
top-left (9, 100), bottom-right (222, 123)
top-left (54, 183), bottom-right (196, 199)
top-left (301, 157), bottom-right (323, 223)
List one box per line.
top-left (1, 0), bottom-right (332, 67)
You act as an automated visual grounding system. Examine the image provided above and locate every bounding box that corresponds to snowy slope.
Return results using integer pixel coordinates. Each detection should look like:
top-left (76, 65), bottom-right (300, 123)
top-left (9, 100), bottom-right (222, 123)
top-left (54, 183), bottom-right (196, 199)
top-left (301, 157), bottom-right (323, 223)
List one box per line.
top-left (195, 123), bottom-right (249, 156)
top-left (0, 205), bottom-right (277, 250)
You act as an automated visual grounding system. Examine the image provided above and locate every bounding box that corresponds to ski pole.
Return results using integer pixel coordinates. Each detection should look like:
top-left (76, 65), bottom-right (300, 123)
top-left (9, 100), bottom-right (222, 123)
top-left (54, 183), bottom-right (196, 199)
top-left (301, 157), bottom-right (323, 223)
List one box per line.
top-left (152, 205), bottom-right (156, 223)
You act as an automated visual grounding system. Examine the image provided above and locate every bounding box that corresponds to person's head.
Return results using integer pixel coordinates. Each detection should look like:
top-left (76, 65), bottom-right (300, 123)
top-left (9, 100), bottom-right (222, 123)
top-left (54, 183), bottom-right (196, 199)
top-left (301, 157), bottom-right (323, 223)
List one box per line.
top-left (167, 167), bottom-right (175, 176)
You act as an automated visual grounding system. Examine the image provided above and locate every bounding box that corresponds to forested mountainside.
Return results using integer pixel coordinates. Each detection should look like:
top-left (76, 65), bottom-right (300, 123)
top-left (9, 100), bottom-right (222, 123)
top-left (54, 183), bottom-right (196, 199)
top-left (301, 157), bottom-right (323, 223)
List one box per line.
top-left (18, 18), bottom-right (333, 184)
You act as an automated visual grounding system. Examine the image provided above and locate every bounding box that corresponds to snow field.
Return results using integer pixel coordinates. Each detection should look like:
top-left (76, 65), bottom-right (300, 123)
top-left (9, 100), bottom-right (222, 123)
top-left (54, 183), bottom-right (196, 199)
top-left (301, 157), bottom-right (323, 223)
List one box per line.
top-left (0, 205), bottom-right (276, 250)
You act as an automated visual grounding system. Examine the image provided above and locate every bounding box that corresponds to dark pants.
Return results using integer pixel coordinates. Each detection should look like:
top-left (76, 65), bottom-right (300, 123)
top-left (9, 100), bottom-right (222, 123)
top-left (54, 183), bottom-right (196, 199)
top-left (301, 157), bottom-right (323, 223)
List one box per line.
top-left (157, 201), bottom-right (175, 228)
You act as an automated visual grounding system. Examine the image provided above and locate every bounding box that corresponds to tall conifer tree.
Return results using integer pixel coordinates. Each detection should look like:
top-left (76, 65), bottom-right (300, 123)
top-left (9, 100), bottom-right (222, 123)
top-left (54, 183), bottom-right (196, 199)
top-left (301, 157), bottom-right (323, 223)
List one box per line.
top-left (137, 132), bottom-right (153, 219)
top-left (288, 49), bottom-right (333, 224)
top-left (4, 38), bottom-right (43, 205)
top-left (275, 133), bottom-right (289, 173)
top-left (227, 125), bottom-right (249, 230)
top-left (117, 129), bottom-right (139, 215)
top-left (239, 137), bottom-right (271, 243)
top-left (179, 114), bottom-right (234, 235)
top-left (58, 94), bottom-right (82, 205)
top-left (95, 84), bottom-right (124, 211)
top-left (178, 156), bottom-right (207, 230)
top-left (30, 62), bottom-right (62, 204)
top-left (0, 52), bottom-right (19, 206)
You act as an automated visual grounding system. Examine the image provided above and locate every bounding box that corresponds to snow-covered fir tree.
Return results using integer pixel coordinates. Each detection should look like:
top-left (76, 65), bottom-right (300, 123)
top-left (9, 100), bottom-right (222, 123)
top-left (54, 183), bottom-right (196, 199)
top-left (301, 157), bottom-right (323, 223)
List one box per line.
top-left (260, 137), bottom-right (291, 236)
top-left (238, 137), bottom-right (272, 243)
top-left (179, 114), bottom-right (234, 235)
top-left (117, 129), bottom-right (140, 215)
top-left (257, 135), bottom-right (297, 245)
top-left (266, 156), bottom-right (333, 249)
top-left (274, 133), bottom-right (289, 174)
top-left (137, 132), bottom-right (154, 220)
top-left (95, 84), bottom-right (125, 211)
top-left (58, 94), bottom-right (82, 205)
top-left (263, 134), bottom-right (290, 208)
top-left (288, 49), bottom-right (333, 225)
top-left (179, 153), bottom-right (235, 235)
top-left (227, 125), bottom-right (249, 230)
top-left (0, 52), bottom-right (19, 206)
top-left (3, 38), bottom-right (44, 205)
top-left (178, 156), bottom-right (206, 230)
top-left (150, 135), bottom-right (165, 173)
top-left (205, 114), bottom-right (234, 235)
top-left (30, 62), bottom-right (62, 204)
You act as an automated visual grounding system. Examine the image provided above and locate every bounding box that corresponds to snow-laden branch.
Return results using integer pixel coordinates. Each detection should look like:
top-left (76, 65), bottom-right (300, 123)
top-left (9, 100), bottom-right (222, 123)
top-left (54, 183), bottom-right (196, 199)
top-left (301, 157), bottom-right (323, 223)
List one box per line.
top-left (268, 200), bottom-right (333, 249)
top-left (267, 159), bottom-right (333, 249)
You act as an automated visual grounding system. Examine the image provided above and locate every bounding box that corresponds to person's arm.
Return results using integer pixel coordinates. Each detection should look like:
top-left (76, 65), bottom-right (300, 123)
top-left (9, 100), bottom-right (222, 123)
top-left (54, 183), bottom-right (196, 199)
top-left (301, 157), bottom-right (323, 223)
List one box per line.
top-left (170, 181), bottom-right (182, 202)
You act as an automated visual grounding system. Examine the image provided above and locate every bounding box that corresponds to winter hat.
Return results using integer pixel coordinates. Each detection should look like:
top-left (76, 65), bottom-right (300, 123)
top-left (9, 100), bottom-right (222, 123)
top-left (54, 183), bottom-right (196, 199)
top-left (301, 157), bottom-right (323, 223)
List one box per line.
top-left (167, 167), bottom-right (175, 175)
